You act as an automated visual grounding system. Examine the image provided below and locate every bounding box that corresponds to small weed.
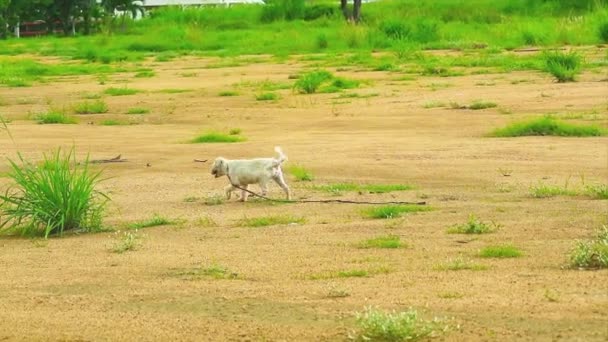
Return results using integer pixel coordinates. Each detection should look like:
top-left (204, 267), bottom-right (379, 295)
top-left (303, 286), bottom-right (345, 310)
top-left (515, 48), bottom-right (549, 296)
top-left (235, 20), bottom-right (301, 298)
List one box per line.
top-left (204, 194), bottom-right (225, 206)
top-left (74, 100), bottom-right (108, 114)
top-left (569, 226), bottom-right (608, 269)
top-left (363, 205), bottom-right (431, 219)
top-left (240, 215), bottom-right (305, 227)
top-left (180, 72), bottom-right (198, 77)
top-left (100, 120), bottom-right (128, 126)
top-left (80, 92), bottom-right (101, 100)
top-left (229, 128), bottom-right (241, 135)
top-left (423, 100), bottom-right (446, 109)
top-left (158, 88), bottom-right (190, 94)
top-left (126, 107), bottom-right (149, 114)
top-left (127, 214), bottom-right (173, 229)
top-left (219, 90), bottom-right (239, 96)
top-left (104, 87), bottom-right (140, 96)
top-left (310, 267), bottom-right (390, 280)
top-left (498, 168), bottom-right (513, 177)
top-left (134, 70), bottom-right (155, 78)
top-left (447, 214), bottom-right (499, 234)
top-left (111, 230), bottom-right (142, 253)
top-left (357, 235), bottom-right (404, 249)
top-left (36, 109), bottom-right (77, 124)
top-left (544, 289), bottom-right (559, 302)
top-left (351, 307), bottom-right (446, 341)
top-left (255, 92), bottom-right (279, 101)
top-left (479, 245), bottom-right (523, 258)
top-left (435, 258), bottom-right (488, 271)
top-left (197, 216), bottom-right (217, 228)
top-left (491, 116), bottom-right (606, 137)
top-left (190, 132), bottom-right (245, 143)
top-left (288, 165), bottom-right (314, 181)
top-left (183, 196), bottom-right (199, 203)
top-left (171, 264), bottom-right (238, 280)
top-left (468, 101), bottom-right (497, 110)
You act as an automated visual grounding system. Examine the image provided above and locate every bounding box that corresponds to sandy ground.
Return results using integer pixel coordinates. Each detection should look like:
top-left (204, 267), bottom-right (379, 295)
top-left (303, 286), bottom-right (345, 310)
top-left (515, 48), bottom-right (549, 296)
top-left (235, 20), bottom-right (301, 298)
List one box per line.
top-left (0, 50), bottom-right (607, 341)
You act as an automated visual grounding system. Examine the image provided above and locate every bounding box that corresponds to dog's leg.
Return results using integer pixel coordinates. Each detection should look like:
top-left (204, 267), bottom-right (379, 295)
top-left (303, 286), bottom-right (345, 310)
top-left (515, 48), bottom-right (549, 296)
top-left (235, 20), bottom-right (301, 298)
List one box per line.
top-left (259, 180), bottom-right (269, 196)
top-left (272, 173), bottom-right (291, 200)
top-left (240, 184), bottom-right (250, 202)
top-left (224, 184), bottom-right (237, 200)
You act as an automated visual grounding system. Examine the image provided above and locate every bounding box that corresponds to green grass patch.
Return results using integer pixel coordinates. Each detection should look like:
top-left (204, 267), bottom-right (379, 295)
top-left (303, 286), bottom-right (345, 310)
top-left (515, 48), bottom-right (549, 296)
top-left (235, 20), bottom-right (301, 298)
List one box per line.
top-left (357, 235), bottom-right (404, 249)
top-left (287, 165), bottom-right (314, 181)
top-left (157, 88), bottom-right (190, 94)
top-left (491, 116), bottom-right (606, 137)
top-left (529, 183), bottom-right (578, 198)
top-left (312, 183), bottom-right (414, 194)
top-left (190, 132), bottom-right (245, 143)
top-left (126, 107), bottom-right (150, 114)
top-left (73, 100), bottom-right (108, 114)
top-left (309, 267), bottom-right (390, 280)
top-left (111, 231), bottom-right (142, 253)
top-left (586, 184), bottom-right (608, 199)
top-left (353, 307), bottom-right (446, 342)
top-left (423, 100), bottom-right (446, 109)
top-left (363, 205), bottom-right (431, 219)
top-left (100, 119), bottom-right (129, 126)
top-left (134, 70), bottom-right (155, 78)
top-left (204, 194), bottom-right (225, 206)
top-left (255, 92), bottom-right (279, 101)
top-left (479, 245), bottom-right (523, 258)
top-left (127, 214), bottom-right (173, 229)
top-left (219, 90), bottom-right (239, 96)
top-left (544, 50), bottom-right (581, 82)
top-left (293, 70), bottom-right (333, 94)
top-left (435, 258), bottom-right (488, 271)
top-left (468, 101), bottom-right (497, 110)
top-left (0, 149), bottom-right (107, 237)
top-left (104, 87), bottom-right (141, 96)
top-left (36, 110), bottom-right (77, 124)
top-left (447, 214), bottom-right (499, 234)
top-left (569, 226), bottom-right (608, 269)
top-left (239, 215), bottom-right (305, 227)
top-left (171, 264), bottom-right (238, 280)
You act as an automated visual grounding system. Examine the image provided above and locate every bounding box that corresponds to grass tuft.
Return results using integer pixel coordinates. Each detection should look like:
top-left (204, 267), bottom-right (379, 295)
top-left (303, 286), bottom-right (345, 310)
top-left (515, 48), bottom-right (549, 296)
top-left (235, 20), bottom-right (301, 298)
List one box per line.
top-left (468, 101), bottom-right (497, 110)
top-left (74, 100), bottom-right (108, 114)
top-left (312, 183), bottom-right (413, 194)
top-left (585, 184), bottom-right (608, 199)
top-left (219, 90), bottom-right (239, 96)
top-left (479, 245), bottom-right (523, 258)
top-left (104, 87), bottom-right (141, 96)
top-left (352, 307), bottom-right (446, 341)
top-left (435, 258), bottom-right (488, 271)
top-left (569, 226), bottom-right (608, 269)
top-left (293, 70), bottom-right (333, 94)
top-left (0, 149), bottom-right (107, 237)
top-left (240, 215), bottom-right (305, 227)
top-left (491, 116), bottom-right (605, 137)
top-left (190, 132), bottom-right (245, 143)
top-left (358, 235), bottom-right (404, 249)
top-left (447, 214), bottom-right (499, 234)
top-left (127, 107), bottom-right (150, 114)
top-left (363, 205), bottom-right (431, 219)
top-left (288, 165), bottom-right (314, 181)
top-left (171, 264), bottom-right (238, 280)
top-left (544, 50), bottom-right (581, 83)
top-left (255, 92), bottom-right (279, 101)
top-left (36, 110), bottom-right (77, 124)
top-left (127, 214), bottom-right (173, 229)
top-left (112, 230), bottom-right (142, 253)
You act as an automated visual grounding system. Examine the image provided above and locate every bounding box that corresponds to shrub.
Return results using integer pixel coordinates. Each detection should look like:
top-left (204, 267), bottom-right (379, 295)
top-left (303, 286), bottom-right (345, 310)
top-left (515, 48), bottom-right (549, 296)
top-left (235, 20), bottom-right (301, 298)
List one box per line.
top-left (0, 149), bottom-right (107, 237)
top-left (447, 214), bottom-right (498, 234)
top-left (190, 132), bottom-right (245, 143)
top-left (544, 51), bottom-right (581, 82)
top-left (74, 100), bottom-right (108, 114)
top-left (352, 307), bottom-right (445, 341)
top-left (293, 70), bottom-right (333, 94)
top-left (491, 116), bottom-right (605, 137)
top-left (380, 20), bottom-right (411, 40)
top-left (569, 226), bottom-right (608, 269)
top-left (364, 205), bottom-right (431, 219)
top-left (479, 245), bottom-right (523, 258)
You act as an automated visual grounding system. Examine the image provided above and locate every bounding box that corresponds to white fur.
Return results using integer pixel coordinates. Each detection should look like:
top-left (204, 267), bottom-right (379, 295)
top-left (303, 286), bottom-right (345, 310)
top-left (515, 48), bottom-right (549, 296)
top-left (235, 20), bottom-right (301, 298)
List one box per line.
top-left (210, 146), bottom-right (290, 201)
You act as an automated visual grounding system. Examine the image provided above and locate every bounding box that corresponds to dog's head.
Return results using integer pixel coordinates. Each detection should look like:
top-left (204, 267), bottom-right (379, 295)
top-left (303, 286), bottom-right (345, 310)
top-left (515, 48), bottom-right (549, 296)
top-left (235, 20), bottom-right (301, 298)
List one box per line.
top-left (210, 157), bottom-right (228, 178)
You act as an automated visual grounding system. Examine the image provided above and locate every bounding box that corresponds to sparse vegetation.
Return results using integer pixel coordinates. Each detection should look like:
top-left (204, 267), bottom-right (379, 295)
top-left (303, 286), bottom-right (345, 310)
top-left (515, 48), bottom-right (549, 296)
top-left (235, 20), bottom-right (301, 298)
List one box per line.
top-left (435, 258), bottom-right (488, 271)
top-left (423, 100), bottom-right (446, 109)
top-left (310, 267), bottom-right (390, 280)
top-left (35, 110), bottom-right (77, 124)
top-left (293, 70), bottom-right (333, 94)
top-left (544, 50), bottom-right (581, 82)
top-left (74, 100), bottom-right (108, 114)
top-left (491, 116), bottom-right (606, 137)
top-left (240, 215), bottom-right (305, 227)
top-left (219, 90), bottom-right (239, 96)
top-left (447, 214), bottom-right (499, 234)
top-left (255, 92), bottom-right (279, 101)
top-left (529, 183), bottom-right (578, 198)
top-left (111, 230), bottom-right (142, 253)
top-left (100, 119), bottom-right (128, 126)
top-left (171, 264), bottom-right (238, 280)
top-left (352, 307), bottom-right (446, 341)
top-left (229, 128), bottom-right (242, 135)
top-left (364, 205), bottom-right (431, 219)
top-left (127, 214), bottom-right (173, 229)
top-left (312, 183), bottom-right (413, 194)
top-left (127, 107), bottom-right (150, 114)
top-left (104, 87), bottom-right (141, 96)
top-left (585, 184), bottom-right (608, 199)
top-left (569, 226), bottom-right (608, 269)
top-left (0, 149), bottom-right (107, 237)
top-left (134, 70), bottom-right (155, 78)
top-left (479, 245), bottom-right (523, 258)
top-left (358, 235), bottom-right (404, 249)
top-left (204, 194), bottom-right (225, 206)
top-left (190, 132), bottom-right (245, 143)
top-left (468, 101), bottom-right (497, 110)
top-left (288, 165), bottom-right (314, 181)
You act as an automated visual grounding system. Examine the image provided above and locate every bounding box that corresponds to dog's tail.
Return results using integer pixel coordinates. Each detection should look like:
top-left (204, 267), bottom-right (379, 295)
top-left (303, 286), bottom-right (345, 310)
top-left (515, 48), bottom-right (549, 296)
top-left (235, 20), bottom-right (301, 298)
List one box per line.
top-left (273, 146), bottom-right (287, 166)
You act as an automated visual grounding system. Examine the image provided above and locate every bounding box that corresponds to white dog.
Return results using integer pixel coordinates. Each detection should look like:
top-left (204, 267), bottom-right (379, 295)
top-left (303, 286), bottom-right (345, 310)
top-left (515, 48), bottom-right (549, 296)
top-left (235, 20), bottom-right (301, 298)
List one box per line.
top-left (210, 146), bottom-right (291, 202)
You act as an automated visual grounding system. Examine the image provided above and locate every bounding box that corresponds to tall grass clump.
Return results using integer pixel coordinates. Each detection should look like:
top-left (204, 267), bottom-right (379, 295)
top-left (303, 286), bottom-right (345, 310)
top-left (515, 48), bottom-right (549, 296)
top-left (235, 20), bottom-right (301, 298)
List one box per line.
top-left (189, 132), bottom-right (245, 143)
top-left (36, 110), bottom-right (77, 124)
top-left (0, 149), bottom-right (107, 237)
top-left (351, 307), bottom-right (446, 341)
top-left (544, 51), bottom-right (581, 82)
top-left (293, 70), bottom-right (333, 94)
top-left (74, 100), bottom-right (109, 114)
top-left (491, 116), bottom-right (606, 137)
top-left (569, 226), bottom-right (608, 269)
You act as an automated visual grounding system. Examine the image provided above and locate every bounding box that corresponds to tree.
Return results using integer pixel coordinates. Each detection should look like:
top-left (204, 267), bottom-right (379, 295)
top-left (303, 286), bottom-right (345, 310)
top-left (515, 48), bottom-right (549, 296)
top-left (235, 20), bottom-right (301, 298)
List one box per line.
top-left (340, 0), bottom-right (362, 23)
top-left (75, 0), bottom-right (98, 35)
top-left (101, 0), bottom-right (144, 32)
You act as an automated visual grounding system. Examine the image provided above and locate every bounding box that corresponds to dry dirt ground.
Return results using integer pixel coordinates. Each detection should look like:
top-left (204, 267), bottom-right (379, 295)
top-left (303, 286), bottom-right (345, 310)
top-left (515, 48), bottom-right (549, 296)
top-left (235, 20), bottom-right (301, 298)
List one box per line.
top-left (0, 49), bottom-right (607, 341)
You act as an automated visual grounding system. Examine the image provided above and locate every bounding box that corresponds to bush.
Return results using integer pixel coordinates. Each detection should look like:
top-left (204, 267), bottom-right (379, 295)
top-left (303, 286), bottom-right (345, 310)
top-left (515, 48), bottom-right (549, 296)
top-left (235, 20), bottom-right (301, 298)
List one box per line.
top-left (0, 149), bottom-right (107, 237)
top-left (544, 50), bottom-right (581, 82)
